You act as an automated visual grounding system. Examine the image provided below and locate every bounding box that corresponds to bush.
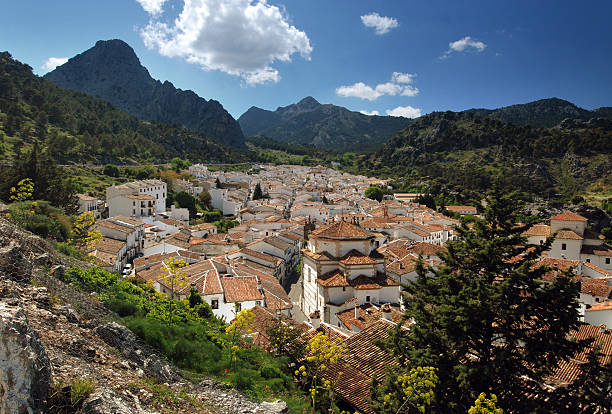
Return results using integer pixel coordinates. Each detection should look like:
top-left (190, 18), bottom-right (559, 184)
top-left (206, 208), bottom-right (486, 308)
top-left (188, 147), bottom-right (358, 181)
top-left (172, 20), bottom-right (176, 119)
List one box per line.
top-left (103, 164), bottom-right (120, 177)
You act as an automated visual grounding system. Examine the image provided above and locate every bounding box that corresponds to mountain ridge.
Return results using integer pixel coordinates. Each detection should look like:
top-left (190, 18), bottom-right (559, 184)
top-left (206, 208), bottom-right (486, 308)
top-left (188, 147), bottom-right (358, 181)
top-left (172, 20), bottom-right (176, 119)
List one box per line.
top-left (44, 39), bottom-right (246, 149)
top-left (238, 97), bottom-right (414, 151)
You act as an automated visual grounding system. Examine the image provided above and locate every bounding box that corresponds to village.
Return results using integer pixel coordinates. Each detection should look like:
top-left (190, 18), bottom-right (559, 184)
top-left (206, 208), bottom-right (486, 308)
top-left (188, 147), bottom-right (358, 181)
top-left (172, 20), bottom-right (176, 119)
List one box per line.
top-left (77, 163), bottom-right (612, 413)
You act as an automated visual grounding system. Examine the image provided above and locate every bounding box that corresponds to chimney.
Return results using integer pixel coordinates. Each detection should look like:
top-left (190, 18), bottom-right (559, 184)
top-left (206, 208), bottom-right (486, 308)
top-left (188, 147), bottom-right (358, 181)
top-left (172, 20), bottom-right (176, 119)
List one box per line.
top-left (310, 310), bottom-right (321, 330)
top-left (381, 304), bottom-right (392, 321)
top-left (354, 305), bottom-right (359, 320)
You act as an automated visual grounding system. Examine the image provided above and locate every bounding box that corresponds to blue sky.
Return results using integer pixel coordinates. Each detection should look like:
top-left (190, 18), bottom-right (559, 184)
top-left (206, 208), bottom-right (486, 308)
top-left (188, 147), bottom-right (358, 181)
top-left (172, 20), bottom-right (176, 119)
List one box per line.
top-left (2, 0), bottom-right (611, 119)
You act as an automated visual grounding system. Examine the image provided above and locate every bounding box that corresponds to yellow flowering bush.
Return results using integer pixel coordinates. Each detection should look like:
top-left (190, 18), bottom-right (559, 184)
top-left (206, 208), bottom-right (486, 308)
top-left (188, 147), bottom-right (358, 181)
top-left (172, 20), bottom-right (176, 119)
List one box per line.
top-left (468, 393), bottom-right (503, 414)
top-left (374, 366), bottom-right (438, 413)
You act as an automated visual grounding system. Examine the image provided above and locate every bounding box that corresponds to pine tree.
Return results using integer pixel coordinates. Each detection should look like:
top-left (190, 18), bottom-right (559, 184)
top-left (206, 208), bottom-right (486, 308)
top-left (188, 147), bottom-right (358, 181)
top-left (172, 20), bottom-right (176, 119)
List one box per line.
top-left (252, 183), bottom-right (263, 200)
top-left (387, 187), bottom-right (584, 412)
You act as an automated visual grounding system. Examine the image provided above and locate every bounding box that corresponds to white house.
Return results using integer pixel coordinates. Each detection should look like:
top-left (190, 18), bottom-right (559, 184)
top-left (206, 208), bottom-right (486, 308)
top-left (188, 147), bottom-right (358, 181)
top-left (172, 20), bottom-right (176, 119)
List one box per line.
top-left (301, 220), bottom-right (400, 326)
top-left (106, 179), bottom-right (166, 217)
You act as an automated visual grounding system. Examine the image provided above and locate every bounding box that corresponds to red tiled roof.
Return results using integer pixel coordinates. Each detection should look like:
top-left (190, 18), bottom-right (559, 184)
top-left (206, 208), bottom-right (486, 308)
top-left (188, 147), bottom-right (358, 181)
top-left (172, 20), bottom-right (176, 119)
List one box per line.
top-left (580, 277), bottom-right (612, 298)
top-left (555, 229), bottom-right (583, 240)
top-left (550, 211), bottom-right (588, 222)
top-left (221, 276), bottom-right (264, 303)
top-left (317, 270), bottom-right (349, 287)
top-left (339, 250), bottom-right (378, 265)
top-left (523, 224), bottom-right (551, 237)
top-left (311, 220), bottom-right (372, 239)
top-left (549, 324), bottom-right (612, 387)
top-left (349, 274), bottom-right (399, 290)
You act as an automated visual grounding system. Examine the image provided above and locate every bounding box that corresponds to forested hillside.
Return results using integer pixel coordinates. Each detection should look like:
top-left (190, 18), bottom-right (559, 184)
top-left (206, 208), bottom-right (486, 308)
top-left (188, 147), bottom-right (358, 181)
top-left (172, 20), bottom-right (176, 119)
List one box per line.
top-left (354, 111), bottom-right (612, 199)
top-left (239, 96), bottom-right (413, 151)
top-left (0, 52), bottom-right (245, 164)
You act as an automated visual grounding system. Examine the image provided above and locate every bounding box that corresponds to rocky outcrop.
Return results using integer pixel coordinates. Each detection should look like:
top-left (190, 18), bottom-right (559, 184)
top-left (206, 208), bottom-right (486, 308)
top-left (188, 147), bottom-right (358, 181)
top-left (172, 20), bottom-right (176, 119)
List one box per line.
top-left (45, 39), bottom-right (245, 149)
top-left (0, 241), bottom-right (32, 283)
top-left (0, 303), bottom-right (51, 414)
top-left (96, 322), bottom-right (179, 383)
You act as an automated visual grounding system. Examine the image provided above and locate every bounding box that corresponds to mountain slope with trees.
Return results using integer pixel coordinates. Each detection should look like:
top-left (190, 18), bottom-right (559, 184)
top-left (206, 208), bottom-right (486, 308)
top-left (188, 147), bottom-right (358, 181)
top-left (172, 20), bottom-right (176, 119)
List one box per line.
top-left (238, 96), bottom-right (414, 151)
top-left (0, 51), bottom-right (246, 164)
top-left (44, 39), bottom-right (246, 149)
top-left (465, 97), bottom-right (612, 128)
top-left (354, 110), bottom-right (612, 199)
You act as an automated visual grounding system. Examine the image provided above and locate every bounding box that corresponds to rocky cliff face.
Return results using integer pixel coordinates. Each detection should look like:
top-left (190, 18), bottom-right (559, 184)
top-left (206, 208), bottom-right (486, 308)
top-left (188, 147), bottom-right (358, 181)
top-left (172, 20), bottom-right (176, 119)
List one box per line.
top-left (44, 40), bottom-right (246, 149)
top-left (239, 97), bottom-right (414, 151)
top-left (0, 217), bottom-right (287, 413)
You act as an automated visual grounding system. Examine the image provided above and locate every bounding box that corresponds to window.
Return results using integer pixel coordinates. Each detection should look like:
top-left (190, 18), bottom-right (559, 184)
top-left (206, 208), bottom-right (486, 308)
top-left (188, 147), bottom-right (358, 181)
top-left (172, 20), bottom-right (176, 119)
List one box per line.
top-left (586, 259), bottom-right (591, 263)
top-left (561, 243), bottom-right (567, 251)
top-left (256, 300), bottom-right (262, 306)
top-left (366, 295), bottom-right (371, 302)
top-left (211, 299), bottom-right (218, 309)
top-left (342, 287), bottom-right (345, 292)
top-left (607, 258), bottom-right (611, 265)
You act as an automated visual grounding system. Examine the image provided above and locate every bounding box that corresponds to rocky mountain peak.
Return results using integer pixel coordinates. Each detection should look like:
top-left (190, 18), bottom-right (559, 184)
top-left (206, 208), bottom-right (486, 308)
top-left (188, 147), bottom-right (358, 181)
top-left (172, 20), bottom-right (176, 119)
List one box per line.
top-left (44, 39), bottom-right (245, 149)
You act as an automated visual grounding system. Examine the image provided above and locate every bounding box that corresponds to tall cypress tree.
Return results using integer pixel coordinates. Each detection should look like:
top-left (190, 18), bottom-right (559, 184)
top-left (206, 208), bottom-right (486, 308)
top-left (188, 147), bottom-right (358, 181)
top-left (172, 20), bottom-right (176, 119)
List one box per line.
top-left (252, 183), bottom-right (263, 200)
top-left (387, 187), bottom-right (584, 412)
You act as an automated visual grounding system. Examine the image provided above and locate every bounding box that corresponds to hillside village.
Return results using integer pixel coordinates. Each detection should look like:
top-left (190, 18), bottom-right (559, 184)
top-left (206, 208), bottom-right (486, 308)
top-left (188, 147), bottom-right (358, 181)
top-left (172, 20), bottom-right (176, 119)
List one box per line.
top-left (75, 163), bottom-right (612, 413)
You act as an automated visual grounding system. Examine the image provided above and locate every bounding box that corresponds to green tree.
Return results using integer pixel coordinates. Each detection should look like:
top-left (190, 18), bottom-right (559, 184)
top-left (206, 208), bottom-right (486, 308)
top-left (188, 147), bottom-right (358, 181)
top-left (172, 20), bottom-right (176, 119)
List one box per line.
top-left (1, 142), bottom-right (78, 213)
top-left (197, 189), bottom-right (212, 210)
top-left (159, 257), bottom-right (189, 325)
top-left (387, 187), bottom-right (584, 412)
top-left (364, 186), bottom-right (384, 202)
top-left (252, 183), bottom-right (263, 200)
top-left (174, 191), bottom-right (197, 220)
top-left (103, 164), bottom-right (120, 178)
top-left (171, 157), bottom-right (191, 172)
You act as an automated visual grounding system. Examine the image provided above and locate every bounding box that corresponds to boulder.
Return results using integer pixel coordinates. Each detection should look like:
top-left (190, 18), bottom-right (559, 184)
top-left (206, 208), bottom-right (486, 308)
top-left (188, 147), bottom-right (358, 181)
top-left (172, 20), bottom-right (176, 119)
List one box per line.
top-left (81, 387), bottom-right (133, 414)
top-left (258, 400), bottom-right (289, 413)
top-left (95, 322), bottom-right (178, 382)
top-left (0, 303), bottom-right (51, 414)
top-left (0, 241), bottom-right (32, 283)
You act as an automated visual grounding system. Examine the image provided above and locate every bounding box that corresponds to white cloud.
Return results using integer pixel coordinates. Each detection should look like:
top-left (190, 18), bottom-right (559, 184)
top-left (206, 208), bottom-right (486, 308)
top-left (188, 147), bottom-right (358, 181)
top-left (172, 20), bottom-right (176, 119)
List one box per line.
top-left (391, 72), bottom-right (416, 84)
top-left (386, 106), bottom-right (422, 118)
top-left (136, 0), bottom-right (168, 15)
top-left (41, 57), bottom-right (68, 72)
top-left (360, 110), bottom-right (380, 116)
top-left (360, 12), bottom-right (399, 35)
top-left (336, 82), bottom-right (380, 101)
top-left (336, 72), bottom-right (419, 101)
top-left (139, 0), bottom-right (312, 85)
top-left (441, 36), bottom-right (487, 59)
top-left (401, 85), bottom-right (419, 97)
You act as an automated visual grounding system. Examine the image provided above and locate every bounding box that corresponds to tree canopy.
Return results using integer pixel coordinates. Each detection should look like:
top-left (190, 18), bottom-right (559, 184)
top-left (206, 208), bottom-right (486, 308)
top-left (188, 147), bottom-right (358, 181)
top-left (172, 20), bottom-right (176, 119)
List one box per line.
top-left (385, 187), bottom-right (585, 412)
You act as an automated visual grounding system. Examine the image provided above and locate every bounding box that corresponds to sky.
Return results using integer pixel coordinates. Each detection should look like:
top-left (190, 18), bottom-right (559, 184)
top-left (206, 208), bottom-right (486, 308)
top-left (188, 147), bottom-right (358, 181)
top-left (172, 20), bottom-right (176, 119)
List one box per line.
top-left (2, 0), bottom-right (611, 119)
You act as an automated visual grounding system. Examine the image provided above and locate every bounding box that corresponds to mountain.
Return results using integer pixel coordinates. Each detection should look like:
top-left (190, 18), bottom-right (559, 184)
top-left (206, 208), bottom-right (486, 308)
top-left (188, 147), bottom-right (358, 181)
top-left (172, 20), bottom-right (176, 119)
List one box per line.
top-left (464, 97), bottom-right (612, 128)
top-left (0, 51), bottom-right (245, 164)
top-left (358, 110), bottom-right (612, 198)
top-left (44, 39), bottom-right (245, 149)
top-left (238, 97), bottom-right (414, 151)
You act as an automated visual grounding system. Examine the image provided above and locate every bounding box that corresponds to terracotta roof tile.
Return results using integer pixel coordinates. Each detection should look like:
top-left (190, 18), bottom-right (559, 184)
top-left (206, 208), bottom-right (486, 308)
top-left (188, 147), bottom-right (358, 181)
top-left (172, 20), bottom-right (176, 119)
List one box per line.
top-left (550, 211), bottom-right (588, 222)
top-left (339, 250), bottom-right (378, 265)
top-left (581, 244), bottom-right (612, 256)
top-left (555, 229), bottom-right (583, 240)
top-left (311, 221), bottom-right (372, 239)
top-left (581, 277), bottom-right (612, 298)
top-left (221, 276), bottom-right (264, 303)
top-left (523, 224), bottom-right (551, 237)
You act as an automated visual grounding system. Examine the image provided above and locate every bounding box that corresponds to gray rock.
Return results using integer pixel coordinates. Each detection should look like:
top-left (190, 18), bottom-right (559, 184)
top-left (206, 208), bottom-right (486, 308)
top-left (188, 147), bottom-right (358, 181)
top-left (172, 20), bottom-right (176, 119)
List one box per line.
top-left (63, 305), bottom-right (80, 324)
top-left (0, 241), bottom-right (32, 283)
top-left (258, 400), bottom-right (289, 413)
top-left (95, 322), bottom-right (178, 382)
top-left (81, 387), bottom-right (134, 414)
top-left (0, 303), bottom-right (51, 414)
